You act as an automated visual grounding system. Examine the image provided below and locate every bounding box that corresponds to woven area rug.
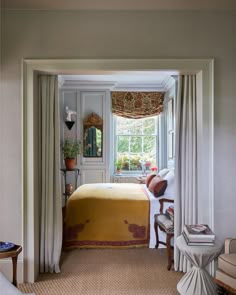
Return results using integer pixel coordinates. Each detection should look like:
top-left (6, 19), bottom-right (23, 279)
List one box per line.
top-left (19, 248), bottom-right (182, 295)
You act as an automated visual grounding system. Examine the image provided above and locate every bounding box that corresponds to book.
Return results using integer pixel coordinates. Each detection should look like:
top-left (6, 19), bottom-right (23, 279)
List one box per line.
top-left (184, 224), bottom-right (215, 240)
top-left (183, 227), bottom-right (215, 242)
top-left (182, 231), bottom-right (215, 246)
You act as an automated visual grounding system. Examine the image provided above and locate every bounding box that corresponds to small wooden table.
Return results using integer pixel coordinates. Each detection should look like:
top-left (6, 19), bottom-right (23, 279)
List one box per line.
top-left (0, 244), bottom-right (22, 286)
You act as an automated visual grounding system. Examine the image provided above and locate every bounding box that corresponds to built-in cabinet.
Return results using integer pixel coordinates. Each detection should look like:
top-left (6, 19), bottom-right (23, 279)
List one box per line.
top-left (60, 87), bottom-right (111, 185)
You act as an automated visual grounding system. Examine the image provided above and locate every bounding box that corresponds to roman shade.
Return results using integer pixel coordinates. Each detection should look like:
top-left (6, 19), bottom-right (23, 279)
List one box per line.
top-left (111, 91), bottom-right (165, 119)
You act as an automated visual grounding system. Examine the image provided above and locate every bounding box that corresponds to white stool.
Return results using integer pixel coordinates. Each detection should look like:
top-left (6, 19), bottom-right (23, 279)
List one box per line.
top-left (176, 235), bottom-right (222, 295)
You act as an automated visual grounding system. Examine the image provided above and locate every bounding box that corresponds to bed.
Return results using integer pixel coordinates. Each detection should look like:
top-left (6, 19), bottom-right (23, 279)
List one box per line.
top-left (63, 170), bottom-right (174, 249)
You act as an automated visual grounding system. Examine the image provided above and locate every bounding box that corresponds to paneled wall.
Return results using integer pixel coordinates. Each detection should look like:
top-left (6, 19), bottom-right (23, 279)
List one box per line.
top-left (60, 88), bottom-right (111, 186)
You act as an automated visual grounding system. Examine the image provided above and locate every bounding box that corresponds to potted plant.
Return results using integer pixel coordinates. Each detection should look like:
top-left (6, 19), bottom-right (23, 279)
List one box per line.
top-left (115, 159), bottom-right (122, 174)
top-left (62, 139), bottom-right (81, 170)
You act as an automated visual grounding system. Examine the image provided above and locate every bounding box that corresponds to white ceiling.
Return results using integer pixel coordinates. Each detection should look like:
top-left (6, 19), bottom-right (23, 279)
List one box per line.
top-left (2, 0), bottom-right (236, 10)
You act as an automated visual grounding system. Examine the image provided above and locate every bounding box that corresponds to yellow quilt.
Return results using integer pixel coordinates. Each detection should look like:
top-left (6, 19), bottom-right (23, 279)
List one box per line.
top-left (63, 183), bottom-right (150, 249)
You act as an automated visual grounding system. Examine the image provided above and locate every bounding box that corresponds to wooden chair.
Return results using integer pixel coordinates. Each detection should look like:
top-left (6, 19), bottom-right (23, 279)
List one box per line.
top-left (154, 198), bottom-right (174, 270)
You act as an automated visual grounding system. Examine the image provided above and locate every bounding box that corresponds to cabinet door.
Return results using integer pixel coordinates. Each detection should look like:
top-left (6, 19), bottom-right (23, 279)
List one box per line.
top-left (80, 169), bottom-right (106, 184)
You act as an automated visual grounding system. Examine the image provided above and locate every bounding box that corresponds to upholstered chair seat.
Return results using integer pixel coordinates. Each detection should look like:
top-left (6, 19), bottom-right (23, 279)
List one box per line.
top-left (215, 238), bottom-right (236, 294)
top-left (154, 214), bottom-right (174, 234)
top-left (218, 253), bottom-right (236, 279)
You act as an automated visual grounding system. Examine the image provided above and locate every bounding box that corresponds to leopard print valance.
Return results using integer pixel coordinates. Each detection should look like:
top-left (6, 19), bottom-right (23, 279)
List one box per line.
top-left (111, 91), bottom-right (165, 119)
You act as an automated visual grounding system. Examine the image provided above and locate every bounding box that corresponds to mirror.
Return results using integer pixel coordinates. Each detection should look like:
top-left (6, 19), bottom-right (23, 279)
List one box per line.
top-left (83, 113), bottom-right (103, 157)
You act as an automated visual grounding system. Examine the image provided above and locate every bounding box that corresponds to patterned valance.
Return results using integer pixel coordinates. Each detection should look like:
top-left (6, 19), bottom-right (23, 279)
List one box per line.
top-left (111, 91), bottom-right (165, 119)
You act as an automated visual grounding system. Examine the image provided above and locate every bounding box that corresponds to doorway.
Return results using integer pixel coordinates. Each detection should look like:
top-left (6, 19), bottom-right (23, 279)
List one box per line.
top-left (22, 58), bottom-right (214, 282)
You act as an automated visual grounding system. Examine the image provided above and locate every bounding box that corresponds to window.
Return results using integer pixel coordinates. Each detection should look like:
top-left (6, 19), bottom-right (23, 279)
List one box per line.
top-left (114, 116), bottom-right (159, 173)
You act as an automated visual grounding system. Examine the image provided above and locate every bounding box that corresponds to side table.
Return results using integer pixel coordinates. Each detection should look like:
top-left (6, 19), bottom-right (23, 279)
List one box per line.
top-left (176, 235), bottom-right (222, 295)
top-left (0, 244), bottom-right (22, 286)
top-left (60, 168), bottom-right (80, 202)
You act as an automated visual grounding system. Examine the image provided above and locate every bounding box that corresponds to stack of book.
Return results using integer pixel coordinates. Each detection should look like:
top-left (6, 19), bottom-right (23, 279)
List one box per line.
top-left (183, 224), bottom-right (215, 246)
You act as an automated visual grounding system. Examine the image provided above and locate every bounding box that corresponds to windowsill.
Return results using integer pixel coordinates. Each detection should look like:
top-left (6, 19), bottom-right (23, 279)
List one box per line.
top-left (113, 173), bottom-right (145, 177)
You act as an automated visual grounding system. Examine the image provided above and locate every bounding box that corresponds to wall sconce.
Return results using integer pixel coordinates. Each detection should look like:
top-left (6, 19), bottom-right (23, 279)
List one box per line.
top-left (65, 106), bottom-right (76, 130)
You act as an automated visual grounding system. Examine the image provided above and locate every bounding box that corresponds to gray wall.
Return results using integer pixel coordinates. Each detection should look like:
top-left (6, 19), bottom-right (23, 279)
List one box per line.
top-left (1, 10), bottom-right (236, 246)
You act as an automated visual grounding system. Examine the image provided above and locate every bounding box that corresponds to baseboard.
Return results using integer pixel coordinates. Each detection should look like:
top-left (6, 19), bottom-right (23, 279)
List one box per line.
top-left (0, 259), bottom-right (23, 283)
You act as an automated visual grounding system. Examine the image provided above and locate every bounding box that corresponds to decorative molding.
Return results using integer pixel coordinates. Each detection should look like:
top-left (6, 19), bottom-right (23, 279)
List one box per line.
top-left (60, 80), bottom-right (116, 89)
top-left (60, 80), bottom-right (169, 91)
top-left (110, 82), bottom-right (165, 91)
top-left (58, 75), bottom-right (65, 88)
top-left (80, 169), bottom-right (105, 184)
top-left (163, 75), bottom-right (175, 91)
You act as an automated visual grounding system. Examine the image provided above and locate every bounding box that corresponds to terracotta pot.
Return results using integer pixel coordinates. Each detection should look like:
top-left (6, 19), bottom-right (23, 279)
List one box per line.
top-left (64, 158), bottom-right (75, 170)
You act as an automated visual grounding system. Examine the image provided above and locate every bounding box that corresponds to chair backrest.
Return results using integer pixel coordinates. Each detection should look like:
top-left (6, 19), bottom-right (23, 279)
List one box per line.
top-left (159, 198), bottom-right (174, 214)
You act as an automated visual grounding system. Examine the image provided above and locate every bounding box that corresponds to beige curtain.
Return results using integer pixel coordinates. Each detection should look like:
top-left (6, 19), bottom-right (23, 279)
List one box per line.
top-left (111, 91), bottom-right (165, 118)
top-left (39, 75), bottom-right (62, 273)
top-left (174, 75), bottom-right (198, 272)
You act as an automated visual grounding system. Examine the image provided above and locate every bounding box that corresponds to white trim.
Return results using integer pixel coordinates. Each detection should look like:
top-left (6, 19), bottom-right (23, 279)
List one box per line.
top-left (163, 75), bottom-right (175, 91)
top-left (60, 80), bottom-right (116, 89)
top-left (22, 58), bottom-right (214, 282)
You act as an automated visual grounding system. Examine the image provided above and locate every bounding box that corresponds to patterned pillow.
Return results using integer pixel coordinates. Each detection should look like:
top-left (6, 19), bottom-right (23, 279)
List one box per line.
top-left (145, 174), bottom-right (156, 187)
top-left (148, 176), bottom-right (167, 198)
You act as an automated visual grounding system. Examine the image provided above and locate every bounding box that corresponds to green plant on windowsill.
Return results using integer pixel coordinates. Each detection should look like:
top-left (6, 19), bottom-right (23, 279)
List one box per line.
top-left (115, 159), bottom-right (122, 174)
top-left (62, 139), bottom-right (81, 170)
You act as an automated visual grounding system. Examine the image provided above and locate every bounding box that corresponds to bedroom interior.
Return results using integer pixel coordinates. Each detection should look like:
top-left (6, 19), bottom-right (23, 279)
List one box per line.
top-left (2, 2), bottom-right (236, 294)
top-left (59, 72), bottom-right (176, 252)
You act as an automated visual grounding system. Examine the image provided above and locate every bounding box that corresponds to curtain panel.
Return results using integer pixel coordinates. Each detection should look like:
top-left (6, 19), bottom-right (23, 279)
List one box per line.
top-left (174, 75), bottom-right (198, 272)
top-left (39, 75), bottom-right (62, 273)
top-left (111, 91), bottom-right (165, 119)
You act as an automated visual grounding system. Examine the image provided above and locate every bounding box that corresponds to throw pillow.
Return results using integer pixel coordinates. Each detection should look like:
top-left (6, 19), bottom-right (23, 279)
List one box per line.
top-left (145, 174), bottom-right (156, 187)
top-left (148, 176), bottom-right (167, 198)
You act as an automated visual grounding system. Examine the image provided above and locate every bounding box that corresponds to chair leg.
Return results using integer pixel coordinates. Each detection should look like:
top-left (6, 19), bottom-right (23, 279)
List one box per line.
top-left (166, 234), bottom-right (172, 271)
top-left (154, 220), bottom-right (159, 249)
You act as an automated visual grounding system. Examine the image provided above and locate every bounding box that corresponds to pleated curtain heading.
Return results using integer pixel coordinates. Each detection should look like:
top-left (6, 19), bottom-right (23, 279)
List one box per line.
top-left (111, 91), bottom-right (165, 119)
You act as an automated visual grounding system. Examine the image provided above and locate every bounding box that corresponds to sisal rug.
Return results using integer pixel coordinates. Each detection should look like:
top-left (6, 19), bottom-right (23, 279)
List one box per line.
top-left (19, 248), bottom-right (183, 295)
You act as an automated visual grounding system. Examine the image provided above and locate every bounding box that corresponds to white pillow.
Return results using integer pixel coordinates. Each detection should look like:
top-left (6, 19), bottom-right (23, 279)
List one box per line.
top-left (157, 168), bottom-right (169, 178)
top-left (163, 170), bottom-right (175, 199)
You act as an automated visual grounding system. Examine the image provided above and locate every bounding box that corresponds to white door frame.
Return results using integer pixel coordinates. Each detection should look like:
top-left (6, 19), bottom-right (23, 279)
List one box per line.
top-left (22, 58), bottom-right (214, 282)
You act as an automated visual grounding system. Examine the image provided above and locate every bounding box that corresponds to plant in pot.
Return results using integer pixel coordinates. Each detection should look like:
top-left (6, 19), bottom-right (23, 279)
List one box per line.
top-left (115, 159), bottom-right (122, 174)
top-left (62, 139), bottom-right (81, 170)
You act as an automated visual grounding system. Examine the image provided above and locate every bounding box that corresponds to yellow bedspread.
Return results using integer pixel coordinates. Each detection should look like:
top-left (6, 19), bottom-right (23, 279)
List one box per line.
top-left (63, 183), bottom-right (150, 249)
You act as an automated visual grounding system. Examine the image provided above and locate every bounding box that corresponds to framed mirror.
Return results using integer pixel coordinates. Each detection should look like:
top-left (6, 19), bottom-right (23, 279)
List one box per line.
top-left (83, 113), bottom-right (103, 157)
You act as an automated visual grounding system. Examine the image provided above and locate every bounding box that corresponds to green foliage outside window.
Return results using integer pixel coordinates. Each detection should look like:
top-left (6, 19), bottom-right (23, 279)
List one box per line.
top-left (115, 116), bottom-right (158, 172)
